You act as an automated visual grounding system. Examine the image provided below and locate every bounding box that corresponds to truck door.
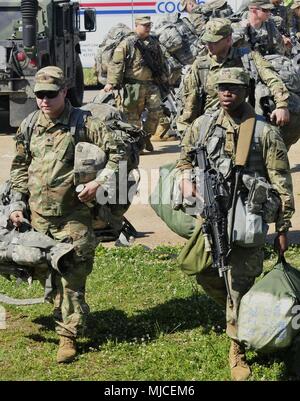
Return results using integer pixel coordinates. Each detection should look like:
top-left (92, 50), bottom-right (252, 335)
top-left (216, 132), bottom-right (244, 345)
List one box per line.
top-left (54, 2), bottom-right (76, 88)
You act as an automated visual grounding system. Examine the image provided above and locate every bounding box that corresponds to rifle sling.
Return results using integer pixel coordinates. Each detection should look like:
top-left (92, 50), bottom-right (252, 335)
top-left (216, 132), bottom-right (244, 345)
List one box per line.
top-left (235, 104), bottom-right (256, 167)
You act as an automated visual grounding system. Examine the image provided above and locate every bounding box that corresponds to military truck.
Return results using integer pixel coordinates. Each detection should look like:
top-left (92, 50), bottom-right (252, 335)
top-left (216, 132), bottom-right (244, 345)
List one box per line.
top-left (0, 0), bottom-right (96, 127)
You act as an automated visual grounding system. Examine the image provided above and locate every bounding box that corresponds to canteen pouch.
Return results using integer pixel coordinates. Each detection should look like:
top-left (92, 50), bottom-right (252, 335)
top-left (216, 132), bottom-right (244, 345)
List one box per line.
top-left (229, 194), bottom-right (268, 248)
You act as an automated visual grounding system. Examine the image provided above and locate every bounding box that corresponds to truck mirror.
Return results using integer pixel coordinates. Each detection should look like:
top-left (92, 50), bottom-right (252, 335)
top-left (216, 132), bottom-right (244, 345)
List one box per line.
top-left (84, 9), bottom-right (96, 32)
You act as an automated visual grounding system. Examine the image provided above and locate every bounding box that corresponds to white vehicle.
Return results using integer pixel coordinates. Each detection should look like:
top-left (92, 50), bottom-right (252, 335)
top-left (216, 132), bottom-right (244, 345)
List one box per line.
top-left (79, 0), bottom-right (242, 68)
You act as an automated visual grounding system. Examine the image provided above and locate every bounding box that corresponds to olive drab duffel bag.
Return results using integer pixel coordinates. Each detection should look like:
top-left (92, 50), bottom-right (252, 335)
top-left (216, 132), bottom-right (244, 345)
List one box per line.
top-left (149, 162), bottom-right (197, 239)
top-left (237, 256), bottom-right (300, 353)
top-left (149, 162), bottom-right (212, 275)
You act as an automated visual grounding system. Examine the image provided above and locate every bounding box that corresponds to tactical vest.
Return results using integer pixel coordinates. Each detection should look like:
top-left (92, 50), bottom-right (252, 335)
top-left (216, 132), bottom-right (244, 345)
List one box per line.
top-left (246, 21), bottom-right (279, 55)
top-left (196, 111), bottom-right (267, 181)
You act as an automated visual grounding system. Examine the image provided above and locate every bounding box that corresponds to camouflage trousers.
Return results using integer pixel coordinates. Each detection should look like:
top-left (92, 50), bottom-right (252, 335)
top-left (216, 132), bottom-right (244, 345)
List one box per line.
top-left (196, 245), bottom-right (264, 341)
top-left (122, 82), bottom-right (162, 136)
top-left (153, 109), bottom-right (171, 138)
top-left (31, 207), bottom-right (96, 339)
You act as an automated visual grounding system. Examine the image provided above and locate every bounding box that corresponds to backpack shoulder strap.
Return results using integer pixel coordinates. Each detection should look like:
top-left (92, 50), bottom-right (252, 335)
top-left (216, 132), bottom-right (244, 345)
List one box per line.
top-left (196, 110), bottom-right (219, 147)
top-left (68, 108), bottom-right (91, 144)
top-left (125, 34), bottom-right (137, 65)
top-left (235, 105), bottom-right (256, 167)
top-left (238, 47), bottom-right (259, 82)
top-left (21, 109), bottom-right (40, 152)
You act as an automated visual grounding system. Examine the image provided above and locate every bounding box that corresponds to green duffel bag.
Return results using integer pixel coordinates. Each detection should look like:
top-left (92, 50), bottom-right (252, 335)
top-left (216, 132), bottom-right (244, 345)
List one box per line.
top-left (237, 257), bottom-right (300, 353)
top-left (149, 162), bottom-right (197, 239)
top-left (177, 221), bottom-right (212, 276)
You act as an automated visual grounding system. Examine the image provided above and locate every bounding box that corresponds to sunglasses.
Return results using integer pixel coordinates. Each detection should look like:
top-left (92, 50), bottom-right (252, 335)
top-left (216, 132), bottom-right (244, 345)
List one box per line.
top-left (260, 8), bottom-right (271, 13)
top-left (218, 84), bottom-right (247, 93)
top-left (35, 90), bottom-right (60, 99)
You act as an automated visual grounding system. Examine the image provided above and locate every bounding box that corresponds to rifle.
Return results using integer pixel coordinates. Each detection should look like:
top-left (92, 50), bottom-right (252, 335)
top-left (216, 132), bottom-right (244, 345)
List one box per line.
top-left (191, 145), bottom-right (233, 306)
top-left (134, 38), bottom-right (170, 100)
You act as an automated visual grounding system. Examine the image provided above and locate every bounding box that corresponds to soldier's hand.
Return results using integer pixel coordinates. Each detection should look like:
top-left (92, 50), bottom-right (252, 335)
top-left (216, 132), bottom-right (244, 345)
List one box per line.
top-left (9, 210), bottom-right (24, 228)
top-left (282, 35), bottom-right (292, 49)
top-left (180, 178), bottom-right (196, 198)
top-left (274, 232), bottom-right (288, 256)
top-left (104, 84), bottom-right (113, 93)
top-left (77, 181), bottom-right (100, 203)
top-left (270, 108), bottom-right (290, 127)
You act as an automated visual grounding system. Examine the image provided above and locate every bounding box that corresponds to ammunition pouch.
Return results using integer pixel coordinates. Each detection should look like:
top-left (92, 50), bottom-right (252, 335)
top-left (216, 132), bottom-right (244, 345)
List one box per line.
top-left (243, 174), bottom-right (281, 224)
top-left (228, 174), bottom-right (280, 247)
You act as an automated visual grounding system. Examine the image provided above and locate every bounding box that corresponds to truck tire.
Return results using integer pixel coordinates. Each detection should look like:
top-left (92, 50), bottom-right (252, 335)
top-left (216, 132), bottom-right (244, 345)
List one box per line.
top-left (68, 54), bottom-right (84, 107)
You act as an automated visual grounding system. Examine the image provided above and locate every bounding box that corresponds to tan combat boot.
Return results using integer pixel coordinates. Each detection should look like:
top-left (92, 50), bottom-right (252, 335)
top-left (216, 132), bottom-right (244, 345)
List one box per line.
top-left (57, 336), bottom-right (77, 364)
top-left (229, 340), bottom-right (251, 381)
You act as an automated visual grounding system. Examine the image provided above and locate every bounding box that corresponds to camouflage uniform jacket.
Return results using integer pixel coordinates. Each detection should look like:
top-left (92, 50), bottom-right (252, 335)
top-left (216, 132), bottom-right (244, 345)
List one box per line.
top-left (107, 33), bottom-right (166, 86)
top-left (235, 17), bottom-right (285, 55)
top-left (10, 101), bottom-right (129, 216)
top-left (176, 104), bottom-right (295, 232)
top-left (178, 46), bottom-right (289, 130)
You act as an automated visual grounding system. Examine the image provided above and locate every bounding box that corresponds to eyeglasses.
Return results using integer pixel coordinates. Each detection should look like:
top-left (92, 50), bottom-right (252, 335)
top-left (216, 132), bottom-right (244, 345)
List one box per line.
top-left (35, 90), bottom-right (60, 99)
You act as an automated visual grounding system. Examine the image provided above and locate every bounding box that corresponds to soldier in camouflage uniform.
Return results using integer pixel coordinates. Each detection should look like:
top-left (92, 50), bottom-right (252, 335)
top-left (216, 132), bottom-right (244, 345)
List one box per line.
top-left (177, 18), bottom-right (290, 133)
top-left (176, 67), bottom-right (294, 381)
top-left (9, 66), bottom-right (129, 364)
top-left (104, 15), bottom-right (168, 152)
top-left (180, 0), bottom-right (205, 35)
top-left (234, 0), bottom-right (289, 55)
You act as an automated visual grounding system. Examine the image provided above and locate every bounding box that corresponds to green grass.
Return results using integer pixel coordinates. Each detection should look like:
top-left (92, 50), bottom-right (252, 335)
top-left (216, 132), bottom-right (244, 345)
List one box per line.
top-left (0, 244), bottom-right (299, 381)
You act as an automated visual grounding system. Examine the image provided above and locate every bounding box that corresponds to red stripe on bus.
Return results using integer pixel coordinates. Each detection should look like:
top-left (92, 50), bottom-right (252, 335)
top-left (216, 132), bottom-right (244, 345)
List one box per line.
top-left (80, 2), bottom-right (157, 7)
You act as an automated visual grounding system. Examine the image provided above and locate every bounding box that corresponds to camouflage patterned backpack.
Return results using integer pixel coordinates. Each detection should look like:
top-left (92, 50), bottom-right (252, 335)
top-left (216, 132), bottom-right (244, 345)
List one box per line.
top-left (264, 54), bottom-right (300, 95)
top-left (94, 23), bottom-right (133, 86)
top-left (154, 13), bottom-right (200, 66)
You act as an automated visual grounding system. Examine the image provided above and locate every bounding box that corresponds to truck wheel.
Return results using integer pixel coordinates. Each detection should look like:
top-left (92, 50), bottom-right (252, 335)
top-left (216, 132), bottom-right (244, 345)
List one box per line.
top-left (68, 54), bottom-right (84, 107)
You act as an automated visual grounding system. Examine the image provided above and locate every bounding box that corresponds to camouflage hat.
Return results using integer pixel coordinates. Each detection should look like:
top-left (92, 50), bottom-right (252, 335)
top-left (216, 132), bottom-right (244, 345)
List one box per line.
top-left (206, 0), bottom-right (228, 9)
top-left (217, 68), bottom-right (250, 86)
top-left (201, 18), bottom-right (232, 43)
top-left (34, 66), bottom-right (65, 93)
top-left (248, 0), bottom-right (274, 9)
top-left (291, 0), bottom-right (300, 9)
top-left (135, 15), bottom-right (151, 25)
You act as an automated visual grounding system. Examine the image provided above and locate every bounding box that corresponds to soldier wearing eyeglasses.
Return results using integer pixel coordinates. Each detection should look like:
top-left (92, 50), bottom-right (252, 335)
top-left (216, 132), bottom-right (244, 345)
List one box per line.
top-left (233, 0), bottom-right (288, 55)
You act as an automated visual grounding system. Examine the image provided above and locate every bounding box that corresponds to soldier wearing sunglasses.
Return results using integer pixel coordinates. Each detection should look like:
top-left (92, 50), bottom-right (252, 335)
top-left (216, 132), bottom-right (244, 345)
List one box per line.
top-left (8, 66), bottom-right (129, 364)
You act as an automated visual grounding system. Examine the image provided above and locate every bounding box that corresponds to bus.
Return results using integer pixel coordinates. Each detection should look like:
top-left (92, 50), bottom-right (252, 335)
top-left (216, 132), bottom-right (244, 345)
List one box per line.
top-left (79, 0), bottom-right (243, 68)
